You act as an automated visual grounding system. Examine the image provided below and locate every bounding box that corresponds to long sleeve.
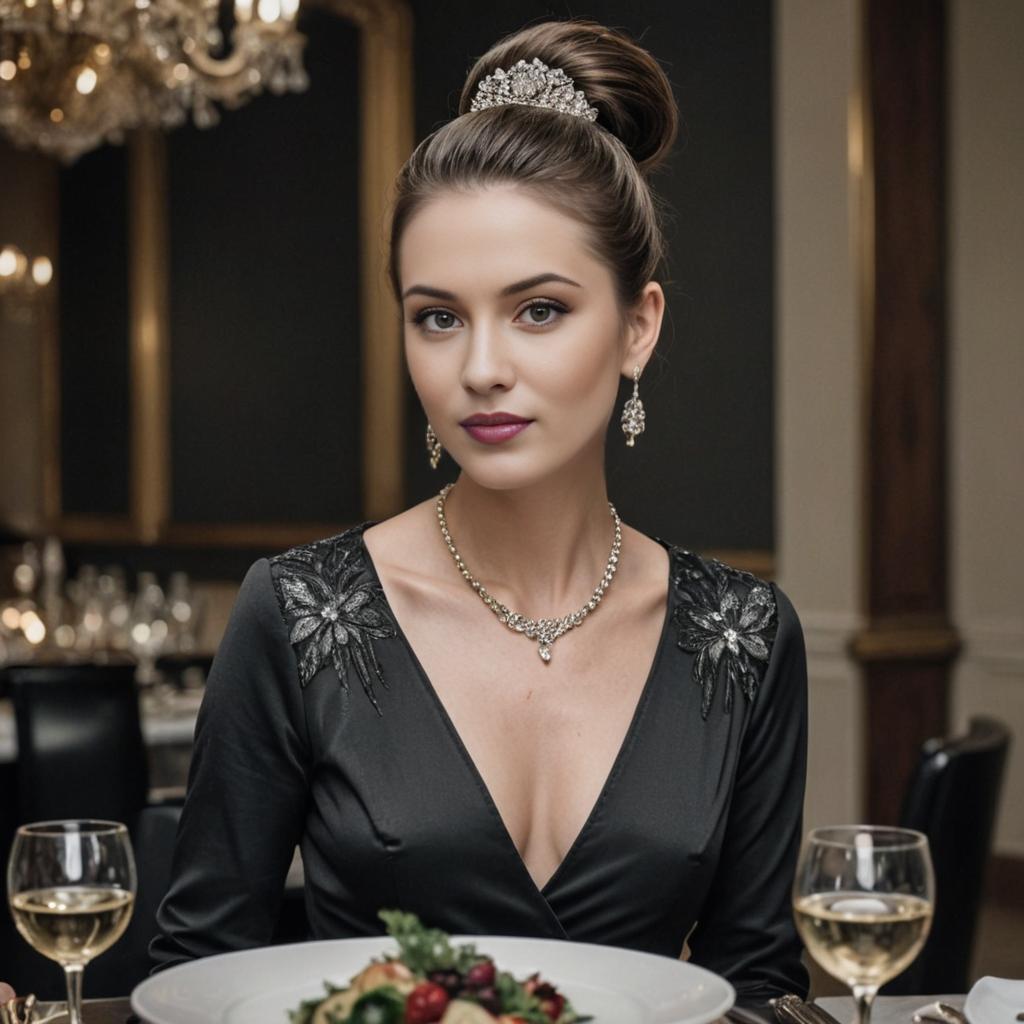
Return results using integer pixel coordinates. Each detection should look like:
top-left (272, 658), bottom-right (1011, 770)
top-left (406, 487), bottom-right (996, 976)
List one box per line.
top-left (150, 558), bottom-right (311, 970)
top-left (687, 584), bottom-right (810, 1006)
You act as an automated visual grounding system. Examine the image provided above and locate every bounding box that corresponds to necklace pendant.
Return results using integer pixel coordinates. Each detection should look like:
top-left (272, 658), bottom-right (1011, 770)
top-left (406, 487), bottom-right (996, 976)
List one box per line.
top-left (538, 642), bottom-right (552, 663)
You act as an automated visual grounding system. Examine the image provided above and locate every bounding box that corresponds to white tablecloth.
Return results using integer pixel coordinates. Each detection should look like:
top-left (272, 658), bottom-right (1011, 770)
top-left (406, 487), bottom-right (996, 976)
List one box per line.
top-left (817, 995), bottom-right (966, 1024)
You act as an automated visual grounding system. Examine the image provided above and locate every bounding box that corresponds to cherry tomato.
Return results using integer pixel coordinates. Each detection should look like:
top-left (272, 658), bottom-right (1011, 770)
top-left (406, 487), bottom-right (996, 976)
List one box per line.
top-left (404, 981), bottom-right (450, 1024)
top-left (465, 960), bottom-right (496, 988)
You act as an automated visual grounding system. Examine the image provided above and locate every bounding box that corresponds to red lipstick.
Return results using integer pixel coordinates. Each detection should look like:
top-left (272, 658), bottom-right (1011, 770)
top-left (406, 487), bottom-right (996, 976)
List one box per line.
top-left (460, 411), bottom-right (533, 445)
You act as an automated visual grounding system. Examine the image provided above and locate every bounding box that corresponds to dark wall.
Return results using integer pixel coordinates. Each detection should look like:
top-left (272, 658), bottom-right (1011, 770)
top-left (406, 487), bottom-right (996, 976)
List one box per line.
top-left (404, 1), bottom-right (775, 551)
top-left (167, 7), bottom-right (362, 527)
top-left (58, 144), bottom-right (131, 518)
top-left (53, 1), bottom-right (773, 575)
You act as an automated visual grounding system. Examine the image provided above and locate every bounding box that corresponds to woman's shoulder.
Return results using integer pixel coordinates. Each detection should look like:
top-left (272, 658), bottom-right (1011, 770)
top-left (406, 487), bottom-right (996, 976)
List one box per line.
top-left (664, 543), bottom-right (777, 607)
top-left (264, 522), bottom-right (377, 639)
top-left (260, 521), bottom-right (397, 701)
top-left (652, 536), bottom-right (800, 719)
top-left (268, 521), bottom-right (373, 577)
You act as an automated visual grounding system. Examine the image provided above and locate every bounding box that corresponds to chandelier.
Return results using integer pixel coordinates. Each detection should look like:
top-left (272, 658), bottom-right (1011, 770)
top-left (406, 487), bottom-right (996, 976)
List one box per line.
top-left (0, 0), bottom-right (309, 163)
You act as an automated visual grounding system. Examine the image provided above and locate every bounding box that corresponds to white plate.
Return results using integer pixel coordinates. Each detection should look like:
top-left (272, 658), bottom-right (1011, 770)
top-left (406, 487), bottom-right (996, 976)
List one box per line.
top-left (131, 935), bottom-right (735, 1024)
top-left (965, 976), bottom-right (1024, 1024)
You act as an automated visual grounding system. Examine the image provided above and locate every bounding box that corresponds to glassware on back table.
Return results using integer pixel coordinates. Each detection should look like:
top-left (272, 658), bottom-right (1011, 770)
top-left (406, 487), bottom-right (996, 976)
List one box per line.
top-left (166, 571), bottom-right (197, 654)
top-left (129, 572), bottom-right (168, 685)
top-left (793, 826), bottom-right (934, 1024)
top-left (6, 820), bottom-right (136, 1024)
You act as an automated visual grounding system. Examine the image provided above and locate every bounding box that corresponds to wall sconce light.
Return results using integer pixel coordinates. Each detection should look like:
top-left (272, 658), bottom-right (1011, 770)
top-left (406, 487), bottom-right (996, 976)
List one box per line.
top-left (0, 243), bottom-right (54, 323)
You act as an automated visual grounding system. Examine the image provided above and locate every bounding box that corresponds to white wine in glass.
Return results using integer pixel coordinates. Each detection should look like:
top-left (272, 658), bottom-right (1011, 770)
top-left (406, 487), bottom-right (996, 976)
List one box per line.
top-left (793, 827), bottom-right (934, 1024)
top-left (7, 820), bottom-right (136, 1024)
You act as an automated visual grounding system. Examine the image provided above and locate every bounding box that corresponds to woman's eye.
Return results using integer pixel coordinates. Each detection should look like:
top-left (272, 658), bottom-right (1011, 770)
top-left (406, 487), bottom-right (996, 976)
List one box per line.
top-left (414, 309), bottom-right (462, 332)
top-left (516, 301), bottom-right (566, 326)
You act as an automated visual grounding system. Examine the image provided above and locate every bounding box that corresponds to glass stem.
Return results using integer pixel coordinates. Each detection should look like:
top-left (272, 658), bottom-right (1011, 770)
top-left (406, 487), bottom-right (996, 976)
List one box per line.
top-left (63, 964), bottom-right (85, 1024)
top-left (851, 985), bottom-right (877, 1024)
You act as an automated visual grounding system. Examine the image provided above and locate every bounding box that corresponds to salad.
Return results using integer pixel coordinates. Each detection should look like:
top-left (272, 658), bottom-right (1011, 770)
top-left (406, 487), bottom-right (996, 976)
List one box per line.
top-left (288, 911), bottom-right (592, 1024)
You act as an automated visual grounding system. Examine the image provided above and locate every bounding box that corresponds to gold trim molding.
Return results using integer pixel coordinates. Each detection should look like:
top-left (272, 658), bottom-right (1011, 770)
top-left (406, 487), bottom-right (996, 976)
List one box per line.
top-left (44, 0), bottom-right (413, 546)
top-left (850, 616), bottom-right (961, 663)
top-left (162, 521), bottom-right (364, 549)
top-left (57, 516), bottom-right (141, 544)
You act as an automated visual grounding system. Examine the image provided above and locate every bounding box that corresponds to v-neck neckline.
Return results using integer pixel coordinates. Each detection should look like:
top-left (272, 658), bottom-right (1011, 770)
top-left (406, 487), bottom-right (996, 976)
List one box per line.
top-left (355, 519), bottom-right (677, 900)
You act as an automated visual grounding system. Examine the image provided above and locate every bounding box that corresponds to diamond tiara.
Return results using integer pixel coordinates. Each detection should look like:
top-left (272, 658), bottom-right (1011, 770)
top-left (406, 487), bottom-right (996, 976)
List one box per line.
top-left (469, 57), bottom-right (599, 122)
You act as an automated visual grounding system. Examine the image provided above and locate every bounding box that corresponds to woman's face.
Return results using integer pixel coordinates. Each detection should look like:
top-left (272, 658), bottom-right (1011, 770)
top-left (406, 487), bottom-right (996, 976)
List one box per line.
top-left (399, 184), bottom-right (658, 491)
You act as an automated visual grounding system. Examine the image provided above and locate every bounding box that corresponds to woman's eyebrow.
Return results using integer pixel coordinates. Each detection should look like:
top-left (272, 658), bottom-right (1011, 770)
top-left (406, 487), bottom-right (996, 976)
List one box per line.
top-left (401, 273), bottom-right (582, 302)
top-left (402, 284), bottom-right (457, 301)
top-left (500, 272), bottom-right (582, 296)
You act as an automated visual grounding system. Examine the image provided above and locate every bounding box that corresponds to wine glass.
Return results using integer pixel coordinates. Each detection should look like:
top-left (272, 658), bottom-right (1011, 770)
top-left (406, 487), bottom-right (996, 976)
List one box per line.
top-left (6, 820), bottom-right (136, 1024)
top-left (793, 826), bottom-right (934, 1024)
top-left (129, 572), bottom-right (168, 688)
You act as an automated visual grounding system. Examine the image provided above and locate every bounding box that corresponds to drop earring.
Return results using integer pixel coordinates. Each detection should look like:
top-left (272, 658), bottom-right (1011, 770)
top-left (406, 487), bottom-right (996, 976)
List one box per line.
top-left (620, 364), bottom-right (646, 447)
top-left (425, 423), bottom-right (442, 469)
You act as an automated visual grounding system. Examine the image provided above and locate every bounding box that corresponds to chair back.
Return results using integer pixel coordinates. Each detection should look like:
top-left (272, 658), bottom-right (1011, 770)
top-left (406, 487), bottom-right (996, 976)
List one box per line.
top-left (884, 715), bottom-right (1011, 994)
top-left (85, 800), bottom-right (183, 996)
top-left (5, 662), bottom-right (149, 825)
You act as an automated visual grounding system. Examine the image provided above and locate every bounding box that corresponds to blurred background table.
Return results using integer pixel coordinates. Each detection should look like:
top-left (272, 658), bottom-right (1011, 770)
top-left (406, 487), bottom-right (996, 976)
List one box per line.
top-left (0, 671), bottom-right (203, 795)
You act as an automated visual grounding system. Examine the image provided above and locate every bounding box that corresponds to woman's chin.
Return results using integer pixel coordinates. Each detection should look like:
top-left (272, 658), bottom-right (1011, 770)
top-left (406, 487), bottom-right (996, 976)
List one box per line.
top-left (451, 458), bottom-right (576, 494)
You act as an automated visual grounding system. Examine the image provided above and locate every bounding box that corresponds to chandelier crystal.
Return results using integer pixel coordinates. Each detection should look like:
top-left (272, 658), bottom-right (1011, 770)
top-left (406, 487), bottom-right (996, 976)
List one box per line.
top-left (0, 0), bottom-right (309, 163)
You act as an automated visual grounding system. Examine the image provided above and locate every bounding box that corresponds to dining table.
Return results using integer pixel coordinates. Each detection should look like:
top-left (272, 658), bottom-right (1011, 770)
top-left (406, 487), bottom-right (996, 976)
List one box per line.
top-left (9, 992), bottom-right (966, 1024)
top-left (817, 995), bottom-right (965, 1024)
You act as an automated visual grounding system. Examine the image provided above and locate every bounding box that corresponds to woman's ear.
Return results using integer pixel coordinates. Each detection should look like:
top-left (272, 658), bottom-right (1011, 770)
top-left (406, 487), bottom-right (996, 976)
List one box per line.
top-left (620, 281), bottom-right (665, 376)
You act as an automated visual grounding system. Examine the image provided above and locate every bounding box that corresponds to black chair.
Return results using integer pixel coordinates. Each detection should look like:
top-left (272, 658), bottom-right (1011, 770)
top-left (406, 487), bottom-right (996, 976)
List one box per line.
top-left (884, 715), bottom-right (1011, 995)
top-left (4, 661), bottom-right (149, 826)
top-left (0, 661), bottom-right (150, 998)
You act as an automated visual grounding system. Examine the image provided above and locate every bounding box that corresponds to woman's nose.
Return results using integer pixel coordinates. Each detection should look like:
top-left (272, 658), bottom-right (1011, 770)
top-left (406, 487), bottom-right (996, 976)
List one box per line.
top-left (459, 324), bottom-right (516, 394)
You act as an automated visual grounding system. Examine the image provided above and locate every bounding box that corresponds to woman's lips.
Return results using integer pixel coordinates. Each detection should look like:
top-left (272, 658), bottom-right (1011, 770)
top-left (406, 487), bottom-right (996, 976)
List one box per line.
top-left (462, 421), bottom-right (532, 444)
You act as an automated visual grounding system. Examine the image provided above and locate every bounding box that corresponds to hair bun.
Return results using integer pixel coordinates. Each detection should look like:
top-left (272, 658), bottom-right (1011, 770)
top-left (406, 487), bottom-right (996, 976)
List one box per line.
top-left (459, 19), bottom-right (678, 174)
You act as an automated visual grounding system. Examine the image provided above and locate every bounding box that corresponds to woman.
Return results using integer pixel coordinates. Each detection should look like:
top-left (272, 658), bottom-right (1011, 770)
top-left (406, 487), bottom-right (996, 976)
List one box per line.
top-left (148, 18), bottom-right (809, 1008)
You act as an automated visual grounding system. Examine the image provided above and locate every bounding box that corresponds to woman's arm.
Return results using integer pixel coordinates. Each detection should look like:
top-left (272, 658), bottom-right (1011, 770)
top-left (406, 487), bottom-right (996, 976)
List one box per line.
top-left (687, 584), bottom-right (810, 1006)
top-left (149, 558), bottom-right (311, 969)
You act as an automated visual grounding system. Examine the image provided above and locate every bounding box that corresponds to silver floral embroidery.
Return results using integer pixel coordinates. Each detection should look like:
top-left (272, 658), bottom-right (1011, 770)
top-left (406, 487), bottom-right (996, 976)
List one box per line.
top-left (270, 526), bottom-right (396, 715)
top-left (669, 547), bottom-right (777, 719)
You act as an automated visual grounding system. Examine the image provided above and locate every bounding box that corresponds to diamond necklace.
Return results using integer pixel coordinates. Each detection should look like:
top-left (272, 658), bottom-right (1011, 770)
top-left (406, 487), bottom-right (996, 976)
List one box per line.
top-left (435, 481), bottom-right (623, 663)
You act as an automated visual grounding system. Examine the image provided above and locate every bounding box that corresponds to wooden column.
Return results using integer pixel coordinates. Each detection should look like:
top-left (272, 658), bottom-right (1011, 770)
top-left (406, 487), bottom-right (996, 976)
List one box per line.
top-left (128, 129), bottom-right (172, 545)
top-left (851, 0), bottom-right (959, 824)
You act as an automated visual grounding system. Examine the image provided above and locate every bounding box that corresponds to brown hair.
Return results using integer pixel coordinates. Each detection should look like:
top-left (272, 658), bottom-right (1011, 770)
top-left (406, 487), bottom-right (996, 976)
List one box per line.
top-left (388, 19), bottom-right (678, 309)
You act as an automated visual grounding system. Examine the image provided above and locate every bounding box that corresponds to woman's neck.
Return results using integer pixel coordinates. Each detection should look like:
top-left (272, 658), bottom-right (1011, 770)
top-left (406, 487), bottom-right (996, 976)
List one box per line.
top-left (439, 463), bottom-right (617, 619)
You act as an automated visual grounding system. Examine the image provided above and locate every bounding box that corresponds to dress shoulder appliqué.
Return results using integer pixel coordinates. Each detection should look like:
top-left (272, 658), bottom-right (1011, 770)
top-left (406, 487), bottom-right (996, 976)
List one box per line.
top-left (667, 546), bottom-right (778, 720)
top-left (268, 525), bottom-right (397, 715)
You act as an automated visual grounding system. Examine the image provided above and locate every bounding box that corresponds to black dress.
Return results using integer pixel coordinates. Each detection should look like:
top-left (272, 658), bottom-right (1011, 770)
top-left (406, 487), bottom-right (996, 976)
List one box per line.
top-left (151, 522), bottom-right (810, 1006)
